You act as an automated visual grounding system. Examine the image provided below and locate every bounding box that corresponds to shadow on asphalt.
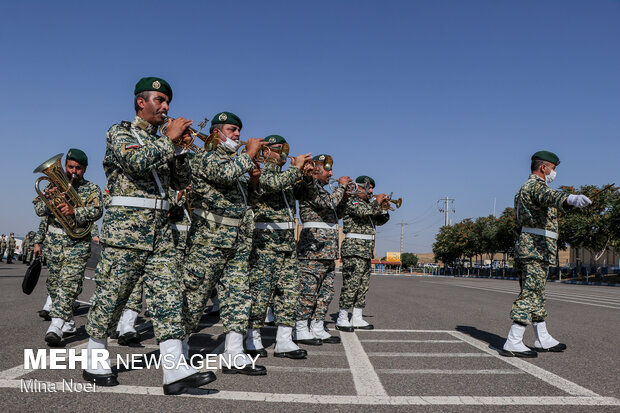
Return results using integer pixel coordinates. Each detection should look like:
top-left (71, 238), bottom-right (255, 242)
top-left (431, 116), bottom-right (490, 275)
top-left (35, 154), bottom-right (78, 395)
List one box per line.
top-left (455, 325), bottom-right (505, 350)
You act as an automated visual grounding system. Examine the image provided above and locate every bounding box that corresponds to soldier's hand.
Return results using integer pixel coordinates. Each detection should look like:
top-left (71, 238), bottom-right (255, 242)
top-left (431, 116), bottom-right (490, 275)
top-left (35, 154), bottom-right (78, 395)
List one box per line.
top-left (338, 176), bottom-right (352, 185)
top-left (58, 202), bottom-right (75, 216)
top-left (566, 194), bottom-right (592, 208)
top-left (34, 244), bottom-right (42, 257)
top-left (165, 117), bottom-right (193, 143)
top-left (92, 236), bottom-right (100, 244)
top-left (291, 153), bottom-right (312, 170)
top-left (245, 138), bottom-right (265, 159)
top-left (44, 187), bottom-right (58, 198)
top-left (375, 193), bottom-right (388, 206)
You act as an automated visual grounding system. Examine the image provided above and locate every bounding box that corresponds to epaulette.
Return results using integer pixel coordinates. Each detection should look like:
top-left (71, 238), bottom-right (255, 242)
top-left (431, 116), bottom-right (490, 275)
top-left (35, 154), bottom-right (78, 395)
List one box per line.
top-left (120, 121), bottom-right (132, 130)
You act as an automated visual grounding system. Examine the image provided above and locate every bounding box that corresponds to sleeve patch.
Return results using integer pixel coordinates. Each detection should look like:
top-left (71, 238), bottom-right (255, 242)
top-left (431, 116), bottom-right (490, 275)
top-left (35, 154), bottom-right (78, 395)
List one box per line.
top-left (124, 144), bottom-right (141, 151)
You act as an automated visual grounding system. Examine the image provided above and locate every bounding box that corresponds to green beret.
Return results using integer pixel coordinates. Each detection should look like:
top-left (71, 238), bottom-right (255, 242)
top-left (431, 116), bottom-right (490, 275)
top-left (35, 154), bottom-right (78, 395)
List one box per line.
top-left (66, 148), bottom-right (88, 166)
top-left (312, 154), bottom-right (328, 162)
top-left (532, 150), bottom-right (560, 166)
top-left (264, 135), bottom-right (287, 146)
top-left (356, 175), bottom-right (375, 187)
top-left (134, 77), bottom-right (173, 101)
top-left (313, 154), bottom-right (333, 171)
top-left (212, 112), bottom-right (242, 129)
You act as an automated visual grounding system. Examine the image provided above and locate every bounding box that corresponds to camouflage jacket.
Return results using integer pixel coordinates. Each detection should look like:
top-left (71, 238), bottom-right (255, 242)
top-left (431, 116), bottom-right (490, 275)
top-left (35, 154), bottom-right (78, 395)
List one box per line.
top-left (189, 145), bottom-right (256, 249)
top-left (101, 116), bottom-right (191, 251)
top-left (514, 173), bottom-right (569, 264)
top-left (341, 194), bottom-right (389, 259)
top-left (0, 238), bottom-right (6, 249)
top-left (250, 163), bottom-right (317, 253)
top-left (7, 236), bottom-right (16, 249)
top-left (297, 182), bottom-right (346, 260)
top-left (33, 178), bottom-right (103, 252)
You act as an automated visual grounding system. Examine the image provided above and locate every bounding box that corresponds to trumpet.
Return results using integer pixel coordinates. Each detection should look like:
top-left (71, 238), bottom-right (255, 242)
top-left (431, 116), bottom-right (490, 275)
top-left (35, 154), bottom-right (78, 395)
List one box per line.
top-left (160, 115), bottom-right (220, 152)
top-left (237, 142), bottom-right (315, 176)
top-left (380, 192), bottom-right (402, 211)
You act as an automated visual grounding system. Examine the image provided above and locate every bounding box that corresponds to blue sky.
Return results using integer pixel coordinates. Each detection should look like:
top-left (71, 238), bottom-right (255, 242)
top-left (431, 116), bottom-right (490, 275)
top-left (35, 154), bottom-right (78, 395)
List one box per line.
top-left (1, 1), bottom-right (619, 255)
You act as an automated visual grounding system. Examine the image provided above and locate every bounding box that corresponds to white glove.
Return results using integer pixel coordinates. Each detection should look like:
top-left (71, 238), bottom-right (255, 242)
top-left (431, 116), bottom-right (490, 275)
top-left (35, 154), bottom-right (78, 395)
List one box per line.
top-left (566, 194), bottom-right (592, 208)
top-left (174, 147), bottom-right (190, 157)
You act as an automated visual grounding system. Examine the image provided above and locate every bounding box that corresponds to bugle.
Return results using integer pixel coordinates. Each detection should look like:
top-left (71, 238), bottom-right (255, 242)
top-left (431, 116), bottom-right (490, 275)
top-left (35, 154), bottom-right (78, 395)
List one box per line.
top-left (160, 115), bottom-right (220, 152)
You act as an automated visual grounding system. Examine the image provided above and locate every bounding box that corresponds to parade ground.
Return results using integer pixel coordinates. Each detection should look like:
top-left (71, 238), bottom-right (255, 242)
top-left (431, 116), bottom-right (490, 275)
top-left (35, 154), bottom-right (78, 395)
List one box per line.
top-left (1, 261), bottom-right (618, 412)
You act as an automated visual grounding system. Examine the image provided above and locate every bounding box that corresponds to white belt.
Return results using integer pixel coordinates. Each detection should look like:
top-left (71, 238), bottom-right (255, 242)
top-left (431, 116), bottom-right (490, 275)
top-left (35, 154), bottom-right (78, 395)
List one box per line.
top-left (193, 209), bottom-right (241, 227)
top-left (171, 224), bottom-right (189, 232)
top-left (255, 222), bottom-right (295, 230)
top-left (521, 227), bottom-right (558, 240)
top-left (302, 222), bottom-right (339, 230)
top-left (48, 226), bottom-right (65, 235)
top-left (345, 233), bottom-right (375, 240)
top-left (109, 196), bottom-right (169, 211)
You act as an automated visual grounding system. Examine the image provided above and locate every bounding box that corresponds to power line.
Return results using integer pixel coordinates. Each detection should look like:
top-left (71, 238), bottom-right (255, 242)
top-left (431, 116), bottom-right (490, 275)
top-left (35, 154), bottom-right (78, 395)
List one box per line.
top-left (437, 196), bottom-right (455, 226)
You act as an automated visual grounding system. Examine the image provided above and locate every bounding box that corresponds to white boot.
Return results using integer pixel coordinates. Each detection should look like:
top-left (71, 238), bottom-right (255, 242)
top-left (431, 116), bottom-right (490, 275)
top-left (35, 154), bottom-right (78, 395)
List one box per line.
top-left (311, 319), bottom-right (341, 344)
top-left (336, 308), bottom-right (353, 331)
top-left (223, 331), bottom-right (252, 367)
top-left (294, 319), bottom-right (312, 340)
top-left (351, 308), bottom-right (373, 329)
top-left (182, 336), bottom-right (190, 359)
top-left (502, 323), bottom-right (537, 357)
top-left (265, 306), bottom-right (275, 325)
top-left (45, 318), bottom-right (64, 345)
top-left (118, 309), bottom-right (138, 335)
top-left (85, 337), bottom-right (113, 375)
top-left (42, 295), bottom-right (52, 311)
top-left (160, 339), bottom-right (198, 385)
top-left (274, 325), bottom-right (307, 359)
top-left (244, 328), bottom-right (264, 351)
top-left (62, 319), bottom-right (77, 334)
top-left (533, 321), bottom-right (566, 351)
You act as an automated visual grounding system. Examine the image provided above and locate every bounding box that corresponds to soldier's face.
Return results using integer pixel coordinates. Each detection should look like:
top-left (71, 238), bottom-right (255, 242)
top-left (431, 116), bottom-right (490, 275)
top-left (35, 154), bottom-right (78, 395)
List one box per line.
top-left (217, 124), bottom-right (241, 142)
top-left (359, 185), bottom-right (373, 201)
top-left (137, 91), bottom-right (170, 125)
top-left (314, 164), bottom-right (331, 184)
top-left (65, 160), bottom-right (86, 181)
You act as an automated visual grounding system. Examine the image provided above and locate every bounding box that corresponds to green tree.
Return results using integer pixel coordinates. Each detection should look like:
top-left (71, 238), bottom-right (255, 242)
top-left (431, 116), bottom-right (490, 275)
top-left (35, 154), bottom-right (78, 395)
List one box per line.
top-left (495, 207), bottom-right (517, 262)
top-left (401, 253), bottom-right (419, 269)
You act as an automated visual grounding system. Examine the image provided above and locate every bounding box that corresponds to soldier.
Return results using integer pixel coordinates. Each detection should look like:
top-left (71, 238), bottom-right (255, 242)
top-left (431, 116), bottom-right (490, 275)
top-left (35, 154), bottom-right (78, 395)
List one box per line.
top-left (245, 135), bottom-right (315, 359)
top-left (6, 233), bottom-right (16, 263)
top-left (0, 234), bottom-right (6, 262)
top-left (84, 77), bottom-right (216, 394)
top-left (25, 231), bottom-right (36, 264)
top-left (501, 151), bottom-right (591, 357)
top-left (182, 112), bottom-right (266, 375)
top-left (294, 155), bottom-right (351, 344)
top-left (32, 149), bottom-right (103, 345)
top-left (336, 176), bottom-right (390, 331)
top-left (21, 234), bottom-right (29, 264)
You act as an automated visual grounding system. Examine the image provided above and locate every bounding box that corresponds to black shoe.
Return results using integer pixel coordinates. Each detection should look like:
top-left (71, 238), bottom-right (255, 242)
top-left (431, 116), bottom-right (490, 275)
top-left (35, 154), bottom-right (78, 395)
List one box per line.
top-left (45, 332), bottom-right (62, 346)
top-left (265, 321), bottom-right (275, 327)
top-left (222, 364), bottom-right (267, 376)
top-left (38, 310), bottom-right (51, 321)
top-left (535, 343), bottom-right (567, 352)
top-left (246, 348), bottom-right (268, 358)
top-left (353, 324), bottom-right (374, 330)
top-left (499, 349), bottom-right (538, 358)
top-left (110, 331), bottom-right (119, 339)
top-left (82, 370), bottom-right (119, 386)
top-left (335, 325), bottom-right (354, 332)
top-left (163, 372), bottom-right (217, 395)
top-left (273, 349), bottom-right (307, 359)
top-left (73, 302), bottom-right (80, 310)
top-left (209, 309), bottom-right (220, 317)
top-left (294, 338), bottom-right (323, 346)
top-left (321, 336), bottom-right (341, 344)
top-left (117, 331), bottom-right (140, 346)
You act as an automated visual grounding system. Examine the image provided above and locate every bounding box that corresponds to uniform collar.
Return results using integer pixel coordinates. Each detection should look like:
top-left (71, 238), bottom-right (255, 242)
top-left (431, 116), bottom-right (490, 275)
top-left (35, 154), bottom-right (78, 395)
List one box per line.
top-left (132, 116), bottom-right (158, 135)
top-left (529, 173), bottom-right (546, 184)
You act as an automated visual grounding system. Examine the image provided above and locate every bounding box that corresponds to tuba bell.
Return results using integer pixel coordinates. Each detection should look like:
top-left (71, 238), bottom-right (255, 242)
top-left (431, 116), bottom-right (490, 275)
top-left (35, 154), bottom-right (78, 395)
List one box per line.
top-left (33, 154), bottom-right (93, 239)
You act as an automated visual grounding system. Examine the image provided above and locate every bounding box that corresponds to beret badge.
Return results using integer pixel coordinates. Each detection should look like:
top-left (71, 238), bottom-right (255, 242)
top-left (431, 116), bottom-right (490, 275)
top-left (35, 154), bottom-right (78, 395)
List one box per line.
top-left (219, 113), bottom-right (228, 122)
top-left (152, 80), bottom-right (161, 89)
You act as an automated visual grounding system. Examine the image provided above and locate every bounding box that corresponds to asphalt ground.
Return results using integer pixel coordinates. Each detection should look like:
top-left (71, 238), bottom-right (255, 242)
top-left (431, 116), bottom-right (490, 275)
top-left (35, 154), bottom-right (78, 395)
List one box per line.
top-left (0, 260), bottom-right (618, 412)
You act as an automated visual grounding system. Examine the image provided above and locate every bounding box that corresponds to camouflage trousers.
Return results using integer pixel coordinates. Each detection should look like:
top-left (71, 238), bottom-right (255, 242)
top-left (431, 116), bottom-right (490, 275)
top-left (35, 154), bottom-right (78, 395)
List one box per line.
top-left (45, 244), bottom-right (89, 321)
top-left (297, 259), bottom-right (336, 321)
top-left (339, 255), bottom-right (371, 309)
top-left (248, 249), bottom-right (299, 328)
top-left (183, 238), bottom-right (252, 335)
top-left (510, 259), bottom-right (548, 325)
top-left (6, 247), bottom-right (14, 263)
top-left (86, 244), bottom-right (185, 342)
top-left (0, 246), bottom-right (5, 261)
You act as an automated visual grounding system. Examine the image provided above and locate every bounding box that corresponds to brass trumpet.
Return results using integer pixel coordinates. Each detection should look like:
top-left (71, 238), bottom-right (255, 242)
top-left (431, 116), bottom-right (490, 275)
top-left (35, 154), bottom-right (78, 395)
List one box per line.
top-left (160, 115), bottom-right (220, 152)
top-left (381, 192), bottom-right (402, 211)
top-left (33, 154), bottom-right (93, 239)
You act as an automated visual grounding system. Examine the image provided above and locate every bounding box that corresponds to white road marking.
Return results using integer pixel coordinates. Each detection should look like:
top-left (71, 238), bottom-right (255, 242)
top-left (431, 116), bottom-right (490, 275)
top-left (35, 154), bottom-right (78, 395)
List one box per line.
top-left (1, 379), bottom-right (618, 405)
top-left (340, 331), bottom-right (387, 396)
top-left (0, 342), bottom-right (88, 380)
top-left (376, 369), bottom-right (523, 375)
top-left (264, 366), bottom-right (350, 373)
top-left (449, 331), bottom-right (599, 397)
top-left (361, 339), bottom-right (462, 343)
top-left (368, 352), bottom-right (492, 357)
top-left (361, 329), bottom-right (454, 333)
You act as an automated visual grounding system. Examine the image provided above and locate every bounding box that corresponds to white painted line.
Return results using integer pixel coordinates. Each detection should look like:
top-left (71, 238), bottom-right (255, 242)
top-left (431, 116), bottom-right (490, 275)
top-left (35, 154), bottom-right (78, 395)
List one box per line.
top-left (264, 366), bottom-right (350, 373)
top-left (361, 339), bottom-right (462, 343)
top-left (340, 332), bottom-right (387, 396)
top-left (360, 329), bottom-right (454, 333)
top-left (448, 331), bottom-right (599, 397)
top-left (0, 342), bottom-right (88, 380)
top-left (368, 352), bottom-right (492, 357)
top-left (376, 369), bottom-right (524, 375)
top-left (1, 380), bottom-right (619, 405)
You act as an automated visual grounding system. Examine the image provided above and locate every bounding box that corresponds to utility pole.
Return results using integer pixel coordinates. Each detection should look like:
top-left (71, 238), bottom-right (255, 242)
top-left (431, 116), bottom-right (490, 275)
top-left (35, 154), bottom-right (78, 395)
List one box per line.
top-left (399, 222), bottom-right (408, 253)
top-left (438, 196), bottom-right (455, 226)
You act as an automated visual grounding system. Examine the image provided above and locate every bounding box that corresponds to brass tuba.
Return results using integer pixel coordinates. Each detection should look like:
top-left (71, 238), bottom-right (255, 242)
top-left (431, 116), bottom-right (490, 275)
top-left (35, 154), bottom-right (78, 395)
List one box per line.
top-left (160, 115), bottom-right (220, 152)
top-left (33, 154), bottom-right (93, 239)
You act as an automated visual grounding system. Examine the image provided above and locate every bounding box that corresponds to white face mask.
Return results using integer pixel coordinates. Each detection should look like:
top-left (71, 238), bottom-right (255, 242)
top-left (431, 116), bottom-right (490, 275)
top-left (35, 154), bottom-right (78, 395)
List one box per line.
top-left (545, 168), bottom-right (556, 184)
top-left (220, 134), bottom-right (240, 153)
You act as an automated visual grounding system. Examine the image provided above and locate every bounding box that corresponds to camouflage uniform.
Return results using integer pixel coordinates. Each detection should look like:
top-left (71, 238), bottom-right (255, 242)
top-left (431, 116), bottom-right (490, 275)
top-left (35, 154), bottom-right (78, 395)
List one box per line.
top-left (182, 145), bottom-right (256, 334)
top-left (21, 236), bottom-right (29, 263)
top-left (510, 174), bottom-right (568, 325)
top-left (0, 236), bottom-right (6, 261)
top-left (339, 195), bottom-right (389, 309)
top-left (6, 235), bottom-right (16, 263)
top-left (248, 163), bottom-right (316, 328)
top-left (33, 179), bottom-right (103, 321)
top-left (86, 116), bottom-right (191, 342)
top-left (297, 182), bottom-right (346, 321)
top-left (25, 232), bottom-right (36, 263)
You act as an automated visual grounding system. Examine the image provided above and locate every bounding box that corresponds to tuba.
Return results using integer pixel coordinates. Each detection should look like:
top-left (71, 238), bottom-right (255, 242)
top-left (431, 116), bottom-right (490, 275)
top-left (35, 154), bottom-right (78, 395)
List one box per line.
top-left (160, 115), bottom-right (220, 152)
top-left (33, 154), bottom-right (93, 239)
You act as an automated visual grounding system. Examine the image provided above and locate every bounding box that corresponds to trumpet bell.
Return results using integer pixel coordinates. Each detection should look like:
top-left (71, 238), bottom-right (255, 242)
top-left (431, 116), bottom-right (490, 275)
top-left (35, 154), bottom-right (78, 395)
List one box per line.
top-left (322, 155), bottom-right (333, 172)
top-left (392, 198), bottom-right (402, 208)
